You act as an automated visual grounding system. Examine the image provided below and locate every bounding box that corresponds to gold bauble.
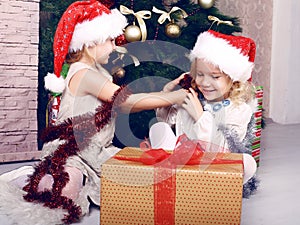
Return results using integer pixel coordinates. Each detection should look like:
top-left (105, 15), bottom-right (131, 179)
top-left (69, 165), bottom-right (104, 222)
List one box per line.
top-left (198, 0), bottom-right (215, 9)
top-left (165, 22), bottom-right (181, 38)
top-left (111, 66), bottom-right (126, 79)
top-left (124, 25), bottom-right (142, 42)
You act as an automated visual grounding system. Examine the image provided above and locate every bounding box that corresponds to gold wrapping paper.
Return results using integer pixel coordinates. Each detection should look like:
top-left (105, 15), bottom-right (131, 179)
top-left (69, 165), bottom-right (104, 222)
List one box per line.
top-left (100, 147), bottom-right (243, 225)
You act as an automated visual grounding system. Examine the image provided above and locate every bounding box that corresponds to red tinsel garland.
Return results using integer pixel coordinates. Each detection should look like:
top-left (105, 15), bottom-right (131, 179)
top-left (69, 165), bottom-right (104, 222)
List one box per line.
top-left (23, 86), bottom-right (131, 224)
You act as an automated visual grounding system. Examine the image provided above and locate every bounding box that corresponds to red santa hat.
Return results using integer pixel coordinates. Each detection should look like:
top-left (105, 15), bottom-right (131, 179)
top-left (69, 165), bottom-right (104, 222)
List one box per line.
top-left (44, 0), bottom-right (127, 94)
top-left (189, 30), bottom-right (256, 82)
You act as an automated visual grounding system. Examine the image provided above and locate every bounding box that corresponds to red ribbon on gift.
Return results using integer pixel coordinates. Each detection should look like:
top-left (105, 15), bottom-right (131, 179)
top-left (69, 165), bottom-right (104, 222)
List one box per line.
top-left (114, 134), bottom-right (243, 225)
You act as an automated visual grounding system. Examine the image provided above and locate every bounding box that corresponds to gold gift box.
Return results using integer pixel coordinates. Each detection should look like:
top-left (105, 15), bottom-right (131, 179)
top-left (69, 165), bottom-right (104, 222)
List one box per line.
top-left (100, 147), bottom-right (243, 225)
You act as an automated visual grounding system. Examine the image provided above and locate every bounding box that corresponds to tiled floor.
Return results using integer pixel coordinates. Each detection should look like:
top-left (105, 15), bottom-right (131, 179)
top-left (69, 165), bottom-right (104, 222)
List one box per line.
top-left (1, 121), bottom-right (300, 224)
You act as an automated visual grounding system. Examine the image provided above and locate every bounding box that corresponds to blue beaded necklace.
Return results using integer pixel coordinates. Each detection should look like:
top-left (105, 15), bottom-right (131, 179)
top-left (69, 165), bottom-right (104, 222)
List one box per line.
top-left (203, 99), bottom-right (231, 112)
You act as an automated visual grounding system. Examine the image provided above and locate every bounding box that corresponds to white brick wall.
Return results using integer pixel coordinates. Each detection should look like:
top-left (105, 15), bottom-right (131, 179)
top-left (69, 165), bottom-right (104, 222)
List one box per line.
top-left (0, 0), bottom-right (40, 162)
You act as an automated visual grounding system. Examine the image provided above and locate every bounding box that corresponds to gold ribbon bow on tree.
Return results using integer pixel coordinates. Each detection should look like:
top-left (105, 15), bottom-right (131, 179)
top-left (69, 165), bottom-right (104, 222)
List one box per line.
top-left (152, 6), bottom-right (188, 24)
top-left (208, 15), bottom-right (234, 28)
top-left (114, 46), bottom-right (140, 67)
top-left (120, 5), bottom-right (151, 41)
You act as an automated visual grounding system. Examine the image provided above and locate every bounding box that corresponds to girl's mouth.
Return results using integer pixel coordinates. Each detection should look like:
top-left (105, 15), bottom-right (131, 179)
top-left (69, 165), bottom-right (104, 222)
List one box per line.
top-left (201, 89), bottom-right (215, 95)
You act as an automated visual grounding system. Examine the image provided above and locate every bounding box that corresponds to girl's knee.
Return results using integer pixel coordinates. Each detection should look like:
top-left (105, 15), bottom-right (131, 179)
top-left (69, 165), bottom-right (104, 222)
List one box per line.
top-left (62, 167), bottom-right (83, 200)
top-left (149, 122), bottom-right (177, 150)
top-left (37, 166), bottom-right (83, 201)
top-left (242, 153), bottom-right (257, 184)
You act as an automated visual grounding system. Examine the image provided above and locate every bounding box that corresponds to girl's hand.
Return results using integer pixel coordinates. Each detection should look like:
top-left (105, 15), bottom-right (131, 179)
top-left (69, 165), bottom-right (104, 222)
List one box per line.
top-left (173, 88), bottom-right (189, 105)
top-left (163, 73), bottom-right (187, 92)
top-left (182, 88), bottom-right (204, 121)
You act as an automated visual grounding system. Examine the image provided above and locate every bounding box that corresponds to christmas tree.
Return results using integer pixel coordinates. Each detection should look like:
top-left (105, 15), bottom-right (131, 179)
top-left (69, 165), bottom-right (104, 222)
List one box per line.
top-left (105, 0), bottom-right (243, 147)
top-left (38, 0), bottom-right (242, 149)
top-left (106, 0), bottom-right (242, 84)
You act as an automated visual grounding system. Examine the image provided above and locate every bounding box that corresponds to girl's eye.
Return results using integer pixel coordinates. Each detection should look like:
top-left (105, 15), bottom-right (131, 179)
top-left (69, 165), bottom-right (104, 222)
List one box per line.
top-left (212, 76), bottom-right (220, 79)
top-left (197, 73), bottom-right (204, 77)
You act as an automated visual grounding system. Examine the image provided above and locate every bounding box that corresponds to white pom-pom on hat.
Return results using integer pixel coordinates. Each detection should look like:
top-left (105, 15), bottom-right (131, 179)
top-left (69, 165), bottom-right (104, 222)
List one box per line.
top-left (44, 72), bottom-right (65, 94)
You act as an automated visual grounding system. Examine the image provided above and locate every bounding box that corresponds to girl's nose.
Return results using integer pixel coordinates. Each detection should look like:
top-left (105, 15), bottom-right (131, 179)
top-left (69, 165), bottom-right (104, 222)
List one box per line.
top-left (200, 76), bottom-right (211, 87)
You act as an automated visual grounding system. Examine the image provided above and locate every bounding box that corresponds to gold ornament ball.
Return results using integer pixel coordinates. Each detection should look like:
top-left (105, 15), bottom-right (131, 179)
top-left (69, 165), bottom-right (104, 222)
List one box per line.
top-left (124, 25), bottom-right (142, 42)
top-left (112, 66), bottom-right (126, 79)
top-left (165, 22), bottom-right (181, 38)
top-left (198, 0), bottom-right (215, 9)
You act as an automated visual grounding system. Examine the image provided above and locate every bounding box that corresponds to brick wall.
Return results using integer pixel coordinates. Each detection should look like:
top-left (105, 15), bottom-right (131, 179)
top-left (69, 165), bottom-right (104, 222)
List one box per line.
top-left (0, 0), bottom-right (40, 162)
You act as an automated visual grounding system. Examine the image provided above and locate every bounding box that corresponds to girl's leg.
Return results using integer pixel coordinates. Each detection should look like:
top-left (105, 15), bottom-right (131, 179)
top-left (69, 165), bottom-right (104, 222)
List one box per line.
top-left (61, 166), bottom-right (83, 200)
top-left (149, 122), bottom-right (177, 150)
top-left (38, 166), bottom-right (83, 201)
top-left (242, 153), bottom-right (257, 184)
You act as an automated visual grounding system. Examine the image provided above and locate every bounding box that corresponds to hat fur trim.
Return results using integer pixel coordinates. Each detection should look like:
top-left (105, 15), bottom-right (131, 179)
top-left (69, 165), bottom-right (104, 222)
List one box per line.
top-left (70, 9), bottom-right (127, 52)
top-left (189, 31), bottom-right (254, 82)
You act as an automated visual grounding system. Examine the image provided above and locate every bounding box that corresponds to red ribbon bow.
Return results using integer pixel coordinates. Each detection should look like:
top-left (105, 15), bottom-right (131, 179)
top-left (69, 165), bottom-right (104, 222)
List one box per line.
top-left (114, 134), bottom-right (241, 166)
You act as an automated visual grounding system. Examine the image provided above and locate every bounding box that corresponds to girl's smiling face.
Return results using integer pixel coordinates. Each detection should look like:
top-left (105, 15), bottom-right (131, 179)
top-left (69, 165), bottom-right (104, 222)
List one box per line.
top-left (193, 58), bottom-right (233, 102)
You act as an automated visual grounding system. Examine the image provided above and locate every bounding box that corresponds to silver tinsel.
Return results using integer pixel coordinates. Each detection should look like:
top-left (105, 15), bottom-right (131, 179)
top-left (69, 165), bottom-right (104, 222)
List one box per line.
top-left (218, 115), bottom-right (256, 154)
top-left (243, 175), bottom-right (260, 198)
top-left (218, 115), bottom-right (259, 198)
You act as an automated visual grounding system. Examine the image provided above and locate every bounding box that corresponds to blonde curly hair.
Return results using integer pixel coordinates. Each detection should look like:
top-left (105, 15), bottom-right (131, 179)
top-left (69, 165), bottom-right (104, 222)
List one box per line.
top-left (229, 80), bottom-right (256, 105)
top-left (65, 44), bottom-right (97, 65)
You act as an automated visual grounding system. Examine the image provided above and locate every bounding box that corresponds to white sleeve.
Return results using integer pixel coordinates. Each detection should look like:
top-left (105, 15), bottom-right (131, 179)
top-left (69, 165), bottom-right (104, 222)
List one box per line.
top-left (191, 103), bottom-right (253, 148)
top-left (192, 111), bottom-right (215, 143)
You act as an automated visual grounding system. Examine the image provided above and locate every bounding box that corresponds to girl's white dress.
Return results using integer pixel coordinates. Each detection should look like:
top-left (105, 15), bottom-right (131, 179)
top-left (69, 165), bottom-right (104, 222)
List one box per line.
top-left (155, 99), bottom-right (253, 151)
top-left (0, 62), bottom-right (120, 225)
top-left (151, 99), bottom-right (257, 185)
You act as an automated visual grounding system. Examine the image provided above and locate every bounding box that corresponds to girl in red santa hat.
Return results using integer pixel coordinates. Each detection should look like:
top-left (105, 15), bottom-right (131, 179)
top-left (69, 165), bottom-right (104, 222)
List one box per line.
top-left (0, 1), bottom-right (187, 224)
top-left (150, 30), bottom-right (259, 196)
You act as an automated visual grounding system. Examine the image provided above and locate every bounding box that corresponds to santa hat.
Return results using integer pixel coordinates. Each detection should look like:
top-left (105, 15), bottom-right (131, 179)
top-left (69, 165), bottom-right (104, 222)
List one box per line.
top-left (189, 30), bottom-right (256, 82)
top-left (44, 0), bottom-right (127, 94)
